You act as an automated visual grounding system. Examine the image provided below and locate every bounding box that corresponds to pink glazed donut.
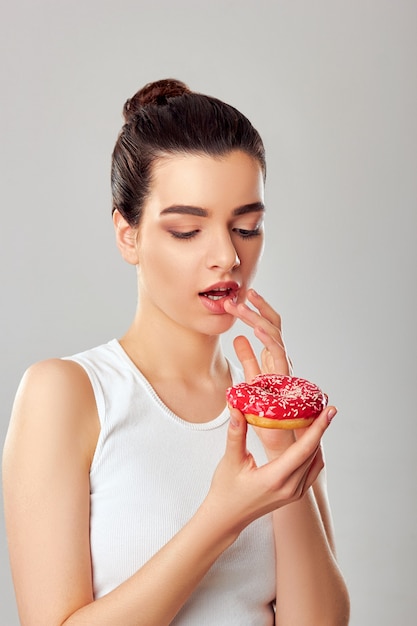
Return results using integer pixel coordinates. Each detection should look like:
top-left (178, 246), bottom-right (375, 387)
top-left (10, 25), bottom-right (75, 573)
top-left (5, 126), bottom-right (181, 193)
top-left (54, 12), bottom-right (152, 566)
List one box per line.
top-left (226, 374), bottom-right (328, 429)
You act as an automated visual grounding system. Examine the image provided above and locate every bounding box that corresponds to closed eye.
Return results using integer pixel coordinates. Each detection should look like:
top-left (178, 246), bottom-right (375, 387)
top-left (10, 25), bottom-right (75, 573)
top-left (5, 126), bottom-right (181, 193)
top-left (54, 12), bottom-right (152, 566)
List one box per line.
top-left (233, 227), bottom-right (262, 239)
top-left (169, 230), bottom-right (200, 240)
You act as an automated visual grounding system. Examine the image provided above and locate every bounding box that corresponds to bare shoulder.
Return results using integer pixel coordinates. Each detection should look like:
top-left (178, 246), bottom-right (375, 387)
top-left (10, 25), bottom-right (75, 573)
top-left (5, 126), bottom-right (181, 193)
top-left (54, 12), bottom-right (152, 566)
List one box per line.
top-left (15, 356), bottom-right (94, 402)
top-left (5, 357), bottom-right (100, 470)
top-left (3, 358), bottom-right (100, 623)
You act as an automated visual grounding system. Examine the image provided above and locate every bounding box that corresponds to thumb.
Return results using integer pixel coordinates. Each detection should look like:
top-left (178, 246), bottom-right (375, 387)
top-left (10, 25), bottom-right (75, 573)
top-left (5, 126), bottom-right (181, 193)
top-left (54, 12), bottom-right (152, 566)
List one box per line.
top-left (225, 408), bottom-right (248, 463)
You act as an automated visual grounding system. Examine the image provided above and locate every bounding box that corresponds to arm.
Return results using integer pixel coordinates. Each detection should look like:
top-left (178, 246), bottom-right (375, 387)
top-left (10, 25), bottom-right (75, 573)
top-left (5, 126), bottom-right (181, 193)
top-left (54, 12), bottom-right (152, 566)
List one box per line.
top-left (3, 359), bottom-right (238, 626)
top-left (2, 360), bottom-right (98, 625)
top-left (272, 472), bottom-right (349, 625)
top-left (3, 357), bottom-right (338, 626)
top-left (224, 290), bottom-right (350, 625)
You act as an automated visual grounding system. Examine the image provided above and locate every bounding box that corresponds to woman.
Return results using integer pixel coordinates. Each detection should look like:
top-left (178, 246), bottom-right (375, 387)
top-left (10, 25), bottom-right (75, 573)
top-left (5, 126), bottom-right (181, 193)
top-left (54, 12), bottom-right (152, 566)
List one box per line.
top-left (3, 79), bottom-right (349, 625)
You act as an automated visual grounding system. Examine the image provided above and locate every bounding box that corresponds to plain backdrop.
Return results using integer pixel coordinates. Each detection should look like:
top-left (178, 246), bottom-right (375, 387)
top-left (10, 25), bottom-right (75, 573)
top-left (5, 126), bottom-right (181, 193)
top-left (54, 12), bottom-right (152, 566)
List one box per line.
top-left (1, 1), bottom-right (416, 624)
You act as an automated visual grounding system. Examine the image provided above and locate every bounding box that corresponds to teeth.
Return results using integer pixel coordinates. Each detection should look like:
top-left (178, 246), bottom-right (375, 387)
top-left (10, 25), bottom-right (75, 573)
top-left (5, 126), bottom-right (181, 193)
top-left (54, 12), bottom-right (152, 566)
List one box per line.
top-left (200, 287), bottom-right (236, 301)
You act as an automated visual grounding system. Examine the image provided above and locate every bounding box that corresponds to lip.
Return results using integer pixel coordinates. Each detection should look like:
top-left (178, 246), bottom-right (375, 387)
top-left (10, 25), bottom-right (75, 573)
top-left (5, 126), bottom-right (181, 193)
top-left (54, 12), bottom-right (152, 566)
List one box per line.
top-left (199, 281), bottom-right (240, 295)
top-left (198, 281), bottom-right (240, 315)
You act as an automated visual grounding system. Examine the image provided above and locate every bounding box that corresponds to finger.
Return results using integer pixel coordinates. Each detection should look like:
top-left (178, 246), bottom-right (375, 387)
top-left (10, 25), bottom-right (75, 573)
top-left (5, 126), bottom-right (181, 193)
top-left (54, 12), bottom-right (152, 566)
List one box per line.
top-left (268, 407), bottom-right (335, 482)
top-left (247, 289), bottom-right (282, 329)
top-left (233, 335), bottom-right (261, 381)
top-left (260, 347), bottom-right (276, 374)
top-left (259, 440), bottom-right (321, 503)
top-left (255, 328), bottom-right (291, 375)
top-left (225, 408), bottom-right (250, 464)
top-left (301, 446), bottom-right (325, 493)
top-left (247, 293), bottom-right (293, 369)
top-left (287, 441), bottom-right (327, 505)
top-left (259, 347), bottom-right (293, 376)
top-left (228, 301), bottom-right (284, 345)
top-left (229, 301), bottom-right (289, 370)
top-left (227, 296), bottom-right (288, 365)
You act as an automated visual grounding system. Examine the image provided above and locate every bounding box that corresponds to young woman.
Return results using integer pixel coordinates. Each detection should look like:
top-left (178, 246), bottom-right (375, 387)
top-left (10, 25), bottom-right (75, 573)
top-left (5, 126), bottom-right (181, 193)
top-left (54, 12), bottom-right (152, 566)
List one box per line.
top-left (3, 79), bottom-right (350, 625)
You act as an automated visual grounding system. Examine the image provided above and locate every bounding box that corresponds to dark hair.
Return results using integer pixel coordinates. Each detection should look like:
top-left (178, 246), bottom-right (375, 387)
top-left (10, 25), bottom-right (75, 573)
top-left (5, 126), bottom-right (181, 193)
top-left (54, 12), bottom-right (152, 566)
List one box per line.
top-left (111, 79), bottom-right (266, 227)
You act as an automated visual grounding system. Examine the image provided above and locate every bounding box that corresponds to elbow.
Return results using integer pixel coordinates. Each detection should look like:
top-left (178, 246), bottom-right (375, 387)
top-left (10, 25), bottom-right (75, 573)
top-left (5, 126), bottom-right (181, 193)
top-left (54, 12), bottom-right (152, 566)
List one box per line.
top-left (316, 572), bottom-right (351, 626)
top-left (341, 590), bottom-right (351, 626)
top-left (332, 576), bottom-right (351, 626)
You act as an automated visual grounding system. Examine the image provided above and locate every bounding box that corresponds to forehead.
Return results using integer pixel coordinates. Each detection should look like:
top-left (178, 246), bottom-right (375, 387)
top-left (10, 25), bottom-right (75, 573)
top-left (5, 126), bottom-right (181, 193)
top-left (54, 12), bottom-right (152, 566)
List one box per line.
top-left (148, 150), bottom-right (264, 209)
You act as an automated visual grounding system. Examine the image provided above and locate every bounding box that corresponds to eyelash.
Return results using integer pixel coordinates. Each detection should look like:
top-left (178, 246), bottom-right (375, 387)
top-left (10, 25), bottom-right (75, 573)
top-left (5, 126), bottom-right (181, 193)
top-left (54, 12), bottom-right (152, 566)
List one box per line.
top-left (169, 230), bottom-right (200, 240)
top-left (168, 227), bottom-right (262, 241)
top-left (234, 227), bottom-right (262, 239)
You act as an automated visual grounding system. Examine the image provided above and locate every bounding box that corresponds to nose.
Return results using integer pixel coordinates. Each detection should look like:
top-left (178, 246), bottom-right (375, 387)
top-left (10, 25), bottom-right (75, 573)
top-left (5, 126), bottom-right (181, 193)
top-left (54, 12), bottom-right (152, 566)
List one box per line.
top-left (206, 230), bottom-right (241, 271)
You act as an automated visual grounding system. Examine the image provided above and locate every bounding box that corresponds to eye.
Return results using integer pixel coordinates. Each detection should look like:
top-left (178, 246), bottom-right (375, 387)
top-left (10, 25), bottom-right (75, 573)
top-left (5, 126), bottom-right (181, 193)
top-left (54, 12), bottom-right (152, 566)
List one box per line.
top-left (168, 229), bottom-right (200, 240)
top-left (233, 227), bottom-right (262, 239)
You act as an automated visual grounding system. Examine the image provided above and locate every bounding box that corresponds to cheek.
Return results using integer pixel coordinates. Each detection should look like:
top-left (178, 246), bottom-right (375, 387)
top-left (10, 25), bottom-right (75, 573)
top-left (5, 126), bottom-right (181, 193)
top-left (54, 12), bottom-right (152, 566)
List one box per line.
top-left (139, 241), bottom-right (197, 290)
top-left (239, 238), bottom-right (264, 275)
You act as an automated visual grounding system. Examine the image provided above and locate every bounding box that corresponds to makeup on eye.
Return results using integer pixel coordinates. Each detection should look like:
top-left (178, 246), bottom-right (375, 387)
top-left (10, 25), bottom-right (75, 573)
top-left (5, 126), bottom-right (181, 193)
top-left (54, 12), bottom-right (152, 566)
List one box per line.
top-left (167, 224), bottom-right (263, 241)
top-left (169, 229), bottom-right (200, 240)
top-left (163, 212), bottom-right (265, 242)
top-left (233, 226), bottom-right (262, 239)
top-left (232, 215), bottom-right (264, 239)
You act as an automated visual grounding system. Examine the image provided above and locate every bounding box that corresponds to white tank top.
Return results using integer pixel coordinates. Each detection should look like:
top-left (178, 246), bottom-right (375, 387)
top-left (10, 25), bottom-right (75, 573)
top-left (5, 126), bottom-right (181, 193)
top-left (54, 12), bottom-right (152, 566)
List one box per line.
top-left (65, 339), bottom-right (276, 625)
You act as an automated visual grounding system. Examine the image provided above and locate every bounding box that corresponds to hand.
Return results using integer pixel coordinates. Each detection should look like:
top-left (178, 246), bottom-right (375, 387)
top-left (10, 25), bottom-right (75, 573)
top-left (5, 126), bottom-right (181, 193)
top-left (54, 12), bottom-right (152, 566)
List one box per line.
top-left (207, 406), bottom-right (335, 534)
top-left (224, 289), bottom-right (335, 458)
top-left (224, 288), bottom-right (292, 379)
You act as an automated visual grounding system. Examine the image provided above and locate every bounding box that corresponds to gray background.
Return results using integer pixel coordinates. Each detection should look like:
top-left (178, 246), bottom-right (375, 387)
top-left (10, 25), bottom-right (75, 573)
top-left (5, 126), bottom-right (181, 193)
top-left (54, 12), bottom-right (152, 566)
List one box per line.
top-left (1, 1), bottom-right (416, 624)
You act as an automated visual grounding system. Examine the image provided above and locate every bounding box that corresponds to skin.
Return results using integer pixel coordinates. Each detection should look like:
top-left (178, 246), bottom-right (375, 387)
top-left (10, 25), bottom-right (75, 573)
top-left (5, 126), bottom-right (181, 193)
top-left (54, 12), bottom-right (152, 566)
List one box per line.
top-left (2, 150), bottom-right (350, 625)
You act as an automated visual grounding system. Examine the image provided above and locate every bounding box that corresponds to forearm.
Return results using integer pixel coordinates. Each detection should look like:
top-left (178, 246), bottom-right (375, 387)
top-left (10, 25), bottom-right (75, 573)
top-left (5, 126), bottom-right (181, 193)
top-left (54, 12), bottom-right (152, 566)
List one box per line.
top-left (62, 501), bottom-right (238, 626)
top-left (272, 488), bottom-right (350, 625)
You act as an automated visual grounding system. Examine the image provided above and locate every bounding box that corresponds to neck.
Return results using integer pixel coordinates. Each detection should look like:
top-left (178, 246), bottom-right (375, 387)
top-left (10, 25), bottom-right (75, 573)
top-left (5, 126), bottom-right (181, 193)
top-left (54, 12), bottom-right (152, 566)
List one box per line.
top-left (120, 301), bottom-right (229, 384)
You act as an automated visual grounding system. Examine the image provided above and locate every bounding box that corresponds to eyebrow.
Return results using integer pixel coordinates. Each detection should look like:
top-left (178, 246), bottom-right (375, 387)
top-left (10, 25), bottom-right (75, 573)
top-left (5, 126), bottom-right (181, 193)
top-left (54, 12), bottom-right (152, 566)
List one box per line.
top-left (160, 202), bottom-right (265, 217)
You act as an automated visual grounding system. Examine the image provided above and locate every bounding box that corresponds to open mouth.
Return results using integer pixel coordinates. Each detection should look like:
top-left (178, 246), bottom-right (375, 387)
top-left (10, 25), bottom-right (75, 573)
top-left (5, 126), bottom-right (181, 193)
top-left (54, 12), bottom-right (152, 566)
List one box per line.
top-left (198, 282), bottom-right (240, 313)
top-left (199, 288), bottom-right (230, 300)
top-left (199, 287), bottom-right (238, 302)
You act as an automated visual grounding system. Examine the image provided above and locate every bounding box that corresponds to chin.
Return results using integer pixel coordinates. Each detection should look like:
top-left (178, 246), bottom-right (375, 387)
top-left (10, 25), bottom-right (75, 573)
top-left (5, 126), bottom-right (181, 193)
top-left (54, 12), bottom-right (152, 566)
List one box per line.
top-left (201, 315), bottom-right (237, 337)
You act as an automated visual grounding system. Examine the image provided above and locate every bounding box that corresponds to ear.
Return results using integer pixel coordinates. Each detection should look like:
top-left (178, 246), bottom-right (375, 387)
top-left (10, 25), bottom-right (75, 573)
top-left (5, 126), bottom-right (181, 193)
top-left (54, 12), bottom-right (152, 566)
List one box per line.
top-left (112, 209), bottom-right (140, 265)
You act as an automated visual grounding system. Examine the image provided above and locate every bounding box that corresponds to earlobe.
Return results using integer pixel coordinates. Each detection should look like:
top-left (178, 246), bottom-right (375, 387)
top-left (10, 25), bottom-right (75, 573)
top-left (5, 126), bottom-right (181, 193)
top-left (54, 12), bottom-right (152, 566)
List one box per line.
top-left (112, 209), bottom-right (140, 265)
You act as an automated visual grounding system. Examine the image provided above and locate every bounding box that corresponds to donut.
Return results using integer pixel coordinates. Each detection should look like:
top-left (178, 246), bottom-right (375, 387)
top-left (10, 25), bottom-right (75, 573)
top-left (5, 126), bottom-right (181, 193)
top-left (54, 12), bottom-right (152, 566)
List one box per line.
top-left (226, 374), bottom-right (328, 429)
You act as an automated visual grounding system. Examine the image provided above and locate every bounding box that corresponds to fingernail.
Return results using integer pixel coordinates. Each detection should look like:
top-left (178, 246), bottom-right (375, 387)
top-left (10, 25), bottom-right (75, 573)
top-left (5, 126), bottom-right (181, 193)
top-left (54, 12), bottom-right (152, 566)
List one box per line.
top-left (229, 409), bottom-right (240, 428)
top-left (250, 288), bottom-right (259, 298)
top-left (327, 407), bottom-right (337, 424)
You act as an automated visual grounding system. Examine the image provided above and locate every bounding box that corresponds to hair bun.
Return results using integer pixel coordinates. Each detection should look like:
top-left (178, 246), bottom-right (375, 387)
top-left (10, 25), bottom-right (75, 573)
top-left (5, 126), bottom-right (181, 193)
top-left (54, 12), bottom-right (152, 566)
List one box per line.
top-left (123, 78), bottom-right (191, 122)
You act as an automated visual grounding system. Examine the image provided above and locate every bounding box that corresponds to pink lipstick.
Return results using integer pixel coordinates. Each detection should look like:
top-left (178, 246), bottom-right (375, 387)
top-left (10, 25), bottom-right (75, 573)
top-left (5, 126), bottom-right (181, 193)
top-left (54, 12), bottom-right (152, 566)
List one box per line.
top-left (198, 281), bottom-right (240, 314)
